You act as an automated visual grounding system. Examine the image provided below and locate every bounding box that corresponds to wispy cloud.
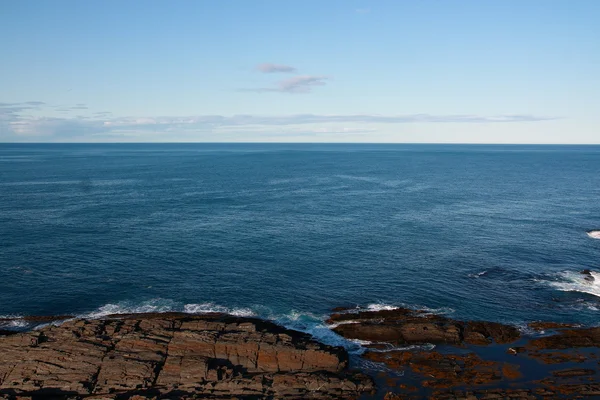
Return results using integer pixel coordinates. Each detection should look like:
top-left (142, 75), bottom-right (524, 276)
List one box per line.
top-left (8, 117), bottom-right (106, 137)
top-left (0, 101), bottom-right (46, 118)
top-left (248, 63), bottom-right (330, 93)
top-left (256, 63), bottom-right (297, 73)
top-left (279, 76), bottom-right (330, 93)
top-left (243, 75), bottom-right (331, 93)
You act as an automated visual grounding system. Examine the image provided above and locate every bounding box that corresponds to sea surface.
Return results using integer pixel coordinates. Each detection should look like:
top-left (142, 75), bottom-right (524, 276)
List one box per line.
top-left (1, 143), bottom-right (599, 343)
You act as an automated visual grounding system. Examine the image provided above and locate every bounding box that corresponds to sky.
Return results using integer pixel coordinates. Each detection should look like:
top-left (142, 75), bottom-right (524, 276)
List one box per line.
top-left (1, 0), bottom-right (599, 143)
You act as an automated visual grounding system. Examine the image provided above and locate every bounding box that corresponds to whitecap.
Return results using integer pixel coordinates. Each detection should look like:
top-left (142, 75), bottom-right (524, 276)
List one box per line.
top-left (468, 270), bottom-right (488, 278)
top-left (364, 303), bottom-right (400, 311)
top-left (79, 299), bottom-right (256, 319)
top-left (334, 302), bottom-right (455, 316)
top-left (0, 315), bottom-right (28, 329)
top-left (80, 299), bottom-right (179, 319)
top-left (326, 320), bottom-right (361, 329)
top-left (183, 303), bottom-right (255, 317)
top-left (547, 271), bottom-right (600, 298)
top-left (587, 230), bottom-right (600, 239)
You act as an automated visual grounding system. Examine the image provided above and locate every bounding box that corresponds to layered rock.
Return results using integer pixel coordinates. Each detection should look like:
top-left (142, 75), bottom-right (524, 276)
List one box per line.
top-left (0, 313), bottom-right (373, 399)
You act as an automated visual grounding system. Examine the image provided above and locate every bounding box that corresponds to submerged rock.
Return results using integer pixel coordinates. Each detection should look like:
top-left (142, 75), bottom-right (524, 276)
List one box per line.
top-left (330, 306), bottom-right (600, 399)
top-left (580, 269), bottom-right (595, 282)
top-left (0, 313), bottom-right (373, 399)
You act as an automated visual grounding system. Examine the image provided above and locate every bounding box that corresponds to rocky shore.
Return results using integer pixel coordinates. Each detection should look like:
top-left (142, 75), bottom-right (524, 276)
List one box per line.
top-left (0, 313), bottom-right (372, 399)
top-left (1, 309), bottom-right (600, 399)
top-left (329, 307), bottom-right (600, 399)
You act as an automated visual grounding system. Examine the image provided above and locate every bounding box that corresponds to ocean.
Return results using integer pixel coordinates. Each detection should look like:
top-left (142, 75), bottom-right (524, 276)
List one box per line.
top-left (1, 143), bottom-right (599, 344)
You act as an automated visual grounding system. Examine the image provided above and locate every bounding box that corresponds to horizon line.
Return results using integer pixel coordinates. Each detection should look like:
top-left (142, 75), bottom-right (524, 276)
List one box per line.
top-left (1, 142), bottom-right (600, 146)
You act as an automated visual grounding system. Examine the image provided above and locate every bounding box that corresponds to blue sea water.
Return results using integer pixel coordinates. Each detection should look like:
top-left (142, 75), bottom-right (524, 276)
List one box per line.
top-left (1, 143), bottom-right (600, 339)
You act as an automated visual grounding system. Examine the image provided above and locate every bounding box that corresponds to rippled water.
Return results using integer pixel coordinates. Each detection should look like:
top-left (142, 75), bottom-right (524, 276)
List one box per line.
top-left (1, 143), bottom-right (600, 340)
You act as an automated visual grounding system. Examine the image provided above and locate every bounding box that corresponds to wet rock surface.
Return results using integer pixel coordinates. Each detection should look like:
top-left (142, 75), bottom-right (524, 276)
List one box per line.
top-left (4, 308), bottom-right (600, 399)
top-left (330, 307), bottom-right (600, 399)
top-left (0, 313), bottom-right (373, 399)
top-left (328, 307), bottom-right (520, 346)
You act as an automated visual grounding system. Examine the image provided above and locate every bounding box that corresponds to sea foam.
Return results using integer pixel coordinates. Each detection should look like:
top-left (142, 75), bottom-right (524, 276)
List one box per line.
top-left (587, 230), bottom-right (600, 239)
top-left (79, 299), bottom-right (256, 320)
top-left (547, 271), bottom-right (600, 298)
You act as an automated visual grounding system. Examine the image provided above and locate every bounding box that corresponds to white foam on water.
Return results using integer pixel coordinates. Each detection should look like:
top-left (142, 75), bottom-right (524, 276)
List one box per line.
top-left (418, 305), bottom-right (456, 315)
top-left (349, 339), bottom-right (373, 346)
top-left (334, 302), bottom-right (455, 316)
top-left (268, 310), bottom-right (366, 353)
top-left (0, 316), bottom-right (28, 329)
top-left (364, 303), bottom-right (399, 311)
top-left (326, 320), bottom-right (361, 329)
top-left (468, 270), bottom-right (488, 278)
top-left (547, 271), bottom-right (600, 298)
top-left (183, 303), bottom-right (255, 317)
top-left (587, 231), bottom-right (600, 239)
top-left (80, 299), bottom-right (178, 319)
top-left (11, 300), bottom-right (445, 356)
top-left (79, 299), bottom-right (256, 320)
top-left (367, 343), bottom-right (436, 353)
top-left (512, 322), bottom-right (539, 337)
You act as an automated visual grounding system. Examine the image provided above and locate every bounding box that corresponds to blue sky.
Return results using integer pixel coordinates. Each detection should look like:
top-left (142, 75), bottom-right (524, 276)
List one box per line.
top-left (1, 0), bottom-right (598, 143)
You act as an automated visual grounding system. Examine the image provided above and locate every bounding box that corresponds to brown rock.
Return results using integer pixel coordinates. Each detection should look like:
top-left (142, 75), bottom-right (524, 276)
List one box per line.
top-left (0, 313), bottom-right (373, 399)
top-left (330, 307), bottom-right (518, 346)
top-left (527, 321), bottom-right (579, 331)
top-left (529, 327), bottom-right (600, 350)
top-left (364, 350), bottom-right (505, 389)
top-left (464, 321), bottom-right (520, 345)
top-left (552, 368), bottom-right (596, 377)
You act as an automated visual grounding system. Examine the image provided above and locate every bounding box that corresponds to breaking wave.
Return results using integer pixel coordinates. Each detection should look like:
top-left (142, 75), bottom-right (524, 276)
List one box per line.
top-left (3, 299), bottom-right (455, 355)
top-left (0, 315), bottom-right (28, 330)
top-left (79, 299), bottom-right (256, 319)
top-left (546, 271), bottom-right (600, 298)
top-left (355, 303), bottom-right (455, 315)
top-left (587, 230), bottom-right (600, 239)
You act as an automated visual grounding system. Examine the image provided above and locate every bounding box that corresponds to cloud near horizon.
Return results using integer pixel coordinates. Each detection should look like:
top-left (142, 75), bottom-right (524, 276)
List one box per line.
top-left (0, 103), bottom-right (559, 141)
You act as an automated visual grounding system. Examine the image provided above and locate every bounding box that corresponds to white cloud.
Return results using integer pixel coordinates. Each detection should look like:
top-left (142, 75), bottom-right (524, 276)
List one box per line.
top-left (0, 109), bottom-right (559, 141)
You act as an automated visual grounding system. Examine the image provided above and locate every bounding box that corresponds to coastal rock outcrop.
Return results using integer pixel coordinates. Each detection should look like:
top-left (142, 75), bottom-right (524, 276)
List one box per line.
top-left (327, 307), bottom-right (520, 346)
top-left (330, 307), bottom-right (600, 399)
top-left (0, 313), bottom-right (373, 399)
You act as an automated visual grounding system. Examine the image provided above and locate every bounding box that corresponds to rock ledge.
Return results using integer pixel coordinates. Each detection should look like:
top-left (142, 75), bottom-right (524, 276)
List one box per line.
top-left (0, 313), bottom-right (372, 399)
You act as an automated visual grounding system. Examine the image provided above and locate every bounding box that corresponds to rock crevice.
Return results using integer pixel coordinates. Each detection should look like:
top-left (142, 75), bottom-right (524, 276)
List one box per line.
top-left (0, 313), bottom-right (372, 399)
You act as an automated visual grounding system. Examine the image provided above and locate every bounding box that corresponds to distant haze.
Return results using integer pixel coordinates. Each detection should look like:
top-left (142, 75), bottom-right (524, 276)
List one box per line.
top-left (1, 0), bottom-right (598, 143)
